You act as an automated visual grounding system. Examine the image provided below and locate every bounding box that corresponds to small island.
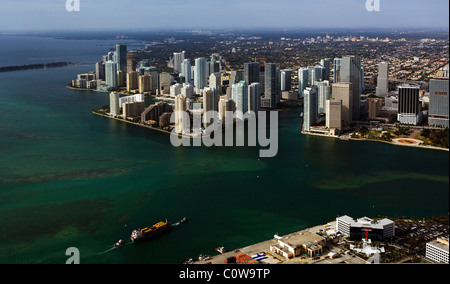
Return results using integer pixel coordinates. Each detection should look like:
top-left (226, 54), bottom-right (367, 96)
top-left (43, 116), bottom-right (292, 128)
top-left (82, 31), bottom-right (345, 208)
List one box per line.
top-left (0, 62), bottom-right (75, 73)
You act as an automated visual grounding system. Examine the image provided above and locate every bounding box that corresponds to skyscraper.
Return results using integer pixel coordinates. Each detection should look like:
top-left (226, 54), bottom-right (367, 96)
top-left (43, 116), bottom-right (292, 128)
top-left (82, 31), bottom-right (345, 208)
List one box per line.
top-left (232, 81), bottom-right (248, 120)
top-left (173, 51), bottom-right (185, 74)
top-left (303, 86), bottom-right (318, 132)
top-left (105, 61), bottom-right (117, 90)
top-left (315, 80), bottom-right (331, 115)
top-left (244, 62), bottom-right (260, 85)
top-left (203, 88), bottom-right (218, 128)
top-left (194, 57), bottom-right (208, 93)
top-left (313, 66), bottom-right (325, 83)
top-left (175, 95), bottom-right (188, 134)
top-left (181, 59), bottom-right (192, 83)
top-left (298, 67), bottom-right (309, 97)
top-left (321, 58), bottom-right (331, 81)
top-left (428, 77), bottom-right (449, 128)
top-left (398, 85), bottom-right (420, 125)
top-left (265, 63), bottom-right (278, 108)
top-left (219, 98), bottom-right (236, 128)
top-left (326, 98), bottom-right (342, 130)
top-left (115, 44), bottom-right (128, 74)
top-left (126, 71), bottom-right (139, 92)
top-left (109, 92), bottom-right (120, 117)
top-left (331, 82), bottom-right (353, 125)
top-left (248, 82), bottom-right (261, 115)
top-left (333, 58), bottom-right (342, 83)
top-left (376, 62), bottom-right (389, 97)
top-left (340, 56), bottom-right (362, 121)
top-left (280, 69), bottom-right (292, 91)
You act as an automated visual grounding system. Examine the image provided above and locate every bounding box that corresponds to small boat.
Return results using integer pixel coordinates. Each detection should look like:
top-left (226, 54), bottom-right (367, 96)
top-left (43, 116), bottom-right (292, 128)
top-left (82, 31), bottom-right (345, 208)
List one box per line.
top-left (114, 239), bottom-right (125, 248)
top-left (216, 247), bottom-right (227, 254)
top-left (180, 217), bottom-right (188, 224)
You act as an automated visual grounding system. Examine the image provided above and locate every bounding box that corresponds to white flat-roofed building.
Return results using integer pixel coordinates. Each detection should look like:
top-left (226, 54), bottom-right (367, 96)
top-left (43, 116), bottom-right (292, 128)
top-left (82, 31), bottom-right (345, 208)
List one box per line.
top-left (336, 215), bottom-right (395, 241)
top-left (426, 237), bottom-right (449, 264)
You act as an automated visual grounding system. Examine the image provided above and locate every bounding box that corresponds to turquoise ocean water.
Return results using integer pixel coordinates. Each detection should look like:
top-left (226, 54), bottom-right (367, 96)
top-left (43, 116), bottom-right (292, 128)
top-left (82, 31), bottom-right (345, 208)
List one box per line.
top-left (0, 35), bottom-right (448, 264)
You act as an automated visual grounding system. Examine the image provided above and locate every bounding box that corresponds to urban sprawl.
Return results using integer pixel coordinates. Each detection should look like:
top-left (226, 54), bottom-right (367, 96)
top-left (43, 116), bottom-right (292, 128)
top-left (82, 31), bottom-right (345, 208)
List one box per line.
top-left (69, 31), bottom-right (449, 263)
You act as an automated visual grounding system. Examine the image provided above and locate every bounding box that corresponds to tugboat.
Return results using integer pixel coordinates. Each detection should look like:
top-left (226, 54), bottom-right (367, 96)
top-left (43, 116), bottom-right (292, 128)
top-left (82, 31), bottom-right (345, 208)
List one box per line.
top-left (130, 220), bottom-right (172, 243)
top-left (114, 239), bottom-right (125, 248)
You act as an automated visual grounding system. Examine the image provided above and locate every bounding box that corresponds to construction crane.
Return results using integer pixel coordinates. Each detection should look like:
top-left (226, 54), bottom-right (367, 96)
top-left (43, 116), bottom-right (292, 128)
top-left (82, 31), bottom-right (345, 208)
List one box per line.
top-left (252, 57), bottom-right (266, 66)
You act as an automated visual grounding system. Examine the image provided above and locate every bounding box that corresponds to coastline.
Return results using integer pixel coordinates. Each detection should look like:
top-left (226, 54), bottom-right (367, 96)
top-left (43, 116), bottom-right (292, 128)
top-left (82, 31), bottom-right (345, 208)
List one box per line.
top-left (348, 137), bottom-right (449, 152)
top-left (92, 111), bottom-right (172, 135)
top-left (302, 131), bottom-right (449, 152)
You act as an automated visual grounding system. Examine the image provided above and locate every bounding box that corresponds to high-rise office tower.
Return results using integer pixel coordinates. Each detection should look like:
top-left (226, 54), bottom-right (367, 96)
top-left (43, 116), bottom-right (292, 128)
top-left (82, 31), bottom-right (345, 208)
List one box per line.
top-left (428, 77), bottom-right (449, 128)
top-left (109, 92), bottom-right (120, 117)
top-left (397, 85), bottom-right (420, 125)
top-left (115, 44), bottom-right (128, 74)
top-left (173, 51), bottom-right (185, 74)
top-left (105, 61), bottom-right (117, 90)
top-left (230, 70), bottom-right (244, 85)
top-left (340, 56), bottom-right (362, 121)
top-left (326, 98), bottom-right (342, 130)
top-left (376, 62), bottom-right (389, 97)
top-left (313, 66), bottom-right (325, 83)
top-left (248, 82), bottom-right (261, 115)
top-left (280, 69), bottom-right (292, 91)
top-left (116, 70), bottom-right (124, 87)
top-left (95, 60), bottom-right (105, 80)
top-left (333, 58), bottom-right (342, 83)
top-left (194, 57), bottom-right (208, 93)
top-left (315, 80), bottom-right (331, 115)
top-left (332, 82), bottom-right (353, 125)
top-left (208, 60), bottom-right (220, 75)
top-left (244, 62), bottom-right (260, 85)
top-left (265, 63), bottom-right (278, 108)
top-left (209, 72), bottom-right (222, 94)
top-left (321, 58), bottom-right (331, 81)
top-left (181, 59), bottom-right (192, 83)
top-left (232, 81), bottom-right (248, 120)
top-left (303, 86), bottom-right (318, 132)
top-left (175, 95), bottom-right (188, 134)
top-left (298, 68), bottom-right (309, 97)
top-left (361, 63), bottom-right (365, 93)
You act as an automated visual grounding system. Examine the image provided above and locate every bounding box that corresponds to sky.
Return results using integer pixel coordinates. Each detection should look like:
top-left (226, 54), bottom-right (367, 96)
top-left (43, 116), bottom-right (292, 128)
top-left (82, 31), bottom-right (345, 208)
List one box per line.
top-left (0, 0), bottom-right (448, 32)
